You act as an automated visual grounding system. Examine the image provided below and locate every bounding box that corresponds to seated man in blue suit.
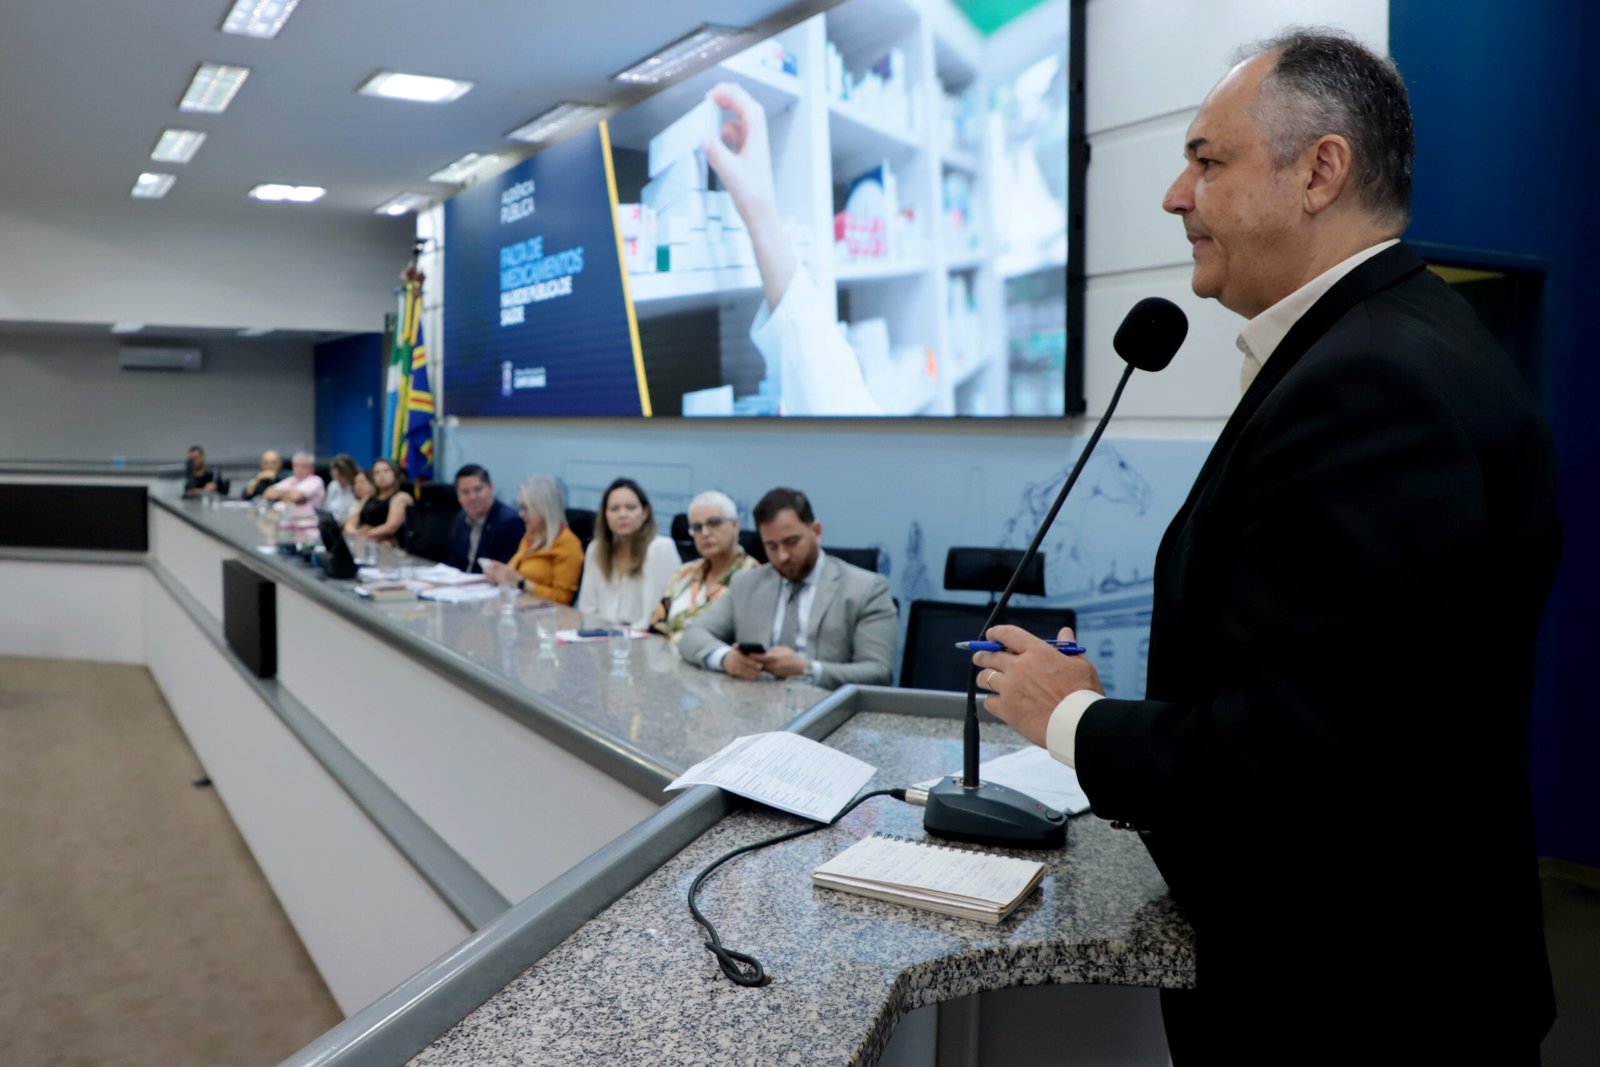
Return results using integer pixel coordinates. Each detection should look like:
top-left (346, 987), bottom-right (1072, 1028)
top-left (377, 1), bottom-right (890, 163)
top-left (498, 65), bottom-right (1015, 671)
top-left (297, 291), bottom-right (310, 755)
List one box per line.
top-left (445, 464), bottom-right (524, 574)
top-left (679, 487), bottom-right (896, 689)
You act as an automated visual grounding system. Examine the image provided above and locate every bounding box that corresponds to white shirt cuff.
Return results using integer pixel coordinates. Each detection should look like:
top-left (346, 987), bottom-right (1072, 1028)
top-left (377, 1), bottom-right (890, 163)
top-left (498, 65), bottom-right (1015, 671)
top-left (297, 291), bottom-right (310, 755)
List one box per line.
top-left (1045, 690), bottom-right (1104, 769)
top-left (706, 645), bottom-right (732, 672)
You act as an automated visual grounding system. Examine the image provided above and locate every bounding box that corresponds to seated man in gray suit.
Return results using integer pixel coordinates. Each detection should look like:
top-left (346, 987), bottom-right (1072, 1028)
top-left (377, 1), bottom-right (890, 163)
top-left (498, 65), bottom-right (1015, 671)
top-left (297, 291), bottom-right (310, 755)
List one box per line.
top-left (679, 487), bottom-right (896, 688)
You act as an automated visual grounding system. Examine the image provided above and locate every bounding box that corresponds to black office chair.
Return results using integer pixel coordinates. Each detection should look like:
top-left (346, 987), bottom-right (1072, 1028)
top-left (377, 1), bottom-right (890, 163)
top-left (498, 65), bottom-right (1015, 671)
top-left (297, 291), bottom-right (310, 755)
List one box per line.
top-left (404, 482), bottom-right (460, 564)
top-left (826, 545), bottom-right (882, 573)
top-left (900, 602), bottom-right (1077, 693)
top-left (669, 513), bottom-right (700, 562)
top-left (899, 546), bottom-right (1071, 692)
top-left (739, 529), bottom-right (767, 564)
top-left (565, 508), bottom-right (596, 549)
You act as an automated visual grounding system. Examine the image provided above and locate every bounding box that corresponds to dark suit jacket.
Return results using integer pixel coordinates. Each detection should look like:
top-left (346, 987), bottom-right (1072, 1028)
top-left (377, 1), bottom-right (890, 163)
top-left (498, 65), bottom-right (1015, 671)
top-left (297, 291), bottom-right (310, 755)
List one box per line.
top-left (1076, 244), bottom-right (1560, 1058)
top-left (446, 498), bottom-right (525, 573)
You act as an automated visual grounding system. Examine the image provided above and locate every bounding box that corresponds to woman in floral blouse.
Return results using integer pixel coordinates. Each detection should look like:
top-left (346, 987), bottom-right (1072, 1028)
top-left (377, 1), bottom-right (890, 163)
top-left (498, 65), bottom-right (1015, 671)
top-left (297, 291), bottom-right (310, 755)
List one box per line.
top-left (649, 491), bottom-right (760, 639)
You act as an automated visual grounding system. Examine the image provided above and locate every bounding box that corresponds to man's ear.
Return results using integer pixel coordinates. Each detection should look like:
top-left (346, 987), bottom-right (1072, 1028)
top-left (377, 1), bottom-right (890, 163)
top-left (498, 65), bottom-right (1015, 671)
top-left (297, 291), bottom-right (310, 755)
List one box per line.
top-left (1304, 134), bottom-right (1353, 214)
top-left (813, 521), bottom-right (824, 540)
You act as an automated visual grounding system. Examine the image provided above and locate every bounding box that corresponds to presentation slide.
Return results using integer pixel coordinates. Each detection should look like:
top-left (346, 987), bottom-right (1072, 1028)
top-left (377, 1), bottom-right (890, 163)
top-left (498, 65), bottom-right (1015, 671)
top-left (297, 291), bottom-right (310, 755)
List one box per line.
top-left (443, 126), bottom-right (646, 418)
top-left (442, 0), bottom-right (1071, 418)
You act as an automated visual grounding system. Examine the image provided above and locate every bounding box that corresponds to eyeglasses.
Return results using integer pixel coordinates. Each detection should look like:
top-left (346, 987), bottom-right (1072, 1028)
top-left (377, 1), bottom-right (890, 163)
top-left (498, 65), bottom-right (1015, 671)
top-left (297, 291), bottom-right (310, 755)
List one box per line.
top-left (689, 517), bottom-right (730, 535)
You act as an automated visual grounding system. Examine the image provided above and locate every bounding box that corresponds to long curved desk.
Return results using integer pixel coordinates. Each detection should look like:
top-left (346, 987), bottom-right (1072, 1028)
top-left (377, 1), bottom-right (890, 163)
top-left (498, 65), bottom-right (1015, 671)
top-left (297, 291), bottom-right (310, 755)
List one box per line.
top-left (6, 486), bottom-right (1194, 1065)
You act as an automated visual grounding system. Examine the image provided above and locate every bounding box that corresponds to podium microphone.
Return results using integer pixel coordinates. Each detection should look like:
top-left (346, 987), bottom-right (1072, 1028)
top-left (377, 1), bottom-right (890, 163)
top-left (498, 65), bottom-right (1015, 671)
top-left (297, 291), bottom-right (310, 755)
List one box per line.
top-left (923, 297), bottom-right (1188, 849)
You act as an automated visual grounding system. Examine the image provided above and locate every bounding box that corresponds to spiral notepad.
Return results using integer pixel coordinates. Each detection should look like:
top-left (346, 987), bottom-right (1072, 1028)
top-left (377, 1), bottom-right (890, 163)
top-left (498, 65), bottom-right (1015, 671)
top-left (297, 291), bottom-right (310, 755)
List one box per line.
top-left (812, 834), bottom-right (1045, 924)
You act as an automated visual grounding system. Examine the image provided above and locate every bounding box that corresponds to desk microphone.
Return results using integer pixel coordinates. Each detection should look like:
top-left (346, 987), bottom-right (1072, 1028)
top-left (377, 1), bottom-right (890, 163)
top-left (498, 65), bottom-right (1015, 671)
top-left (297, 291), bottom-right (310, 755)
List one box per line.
top-left (922, 297), bottom-right (1188, 849)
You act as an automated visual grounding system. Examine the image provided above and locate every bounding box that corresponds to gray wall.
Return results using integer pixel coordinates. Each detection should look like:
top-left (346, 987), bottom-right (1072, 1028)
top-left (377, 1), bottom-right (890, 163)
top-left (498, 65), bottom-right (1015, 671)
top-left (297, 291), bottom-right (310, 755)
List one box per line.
top-left (0, 332), bottom-right (316, 464)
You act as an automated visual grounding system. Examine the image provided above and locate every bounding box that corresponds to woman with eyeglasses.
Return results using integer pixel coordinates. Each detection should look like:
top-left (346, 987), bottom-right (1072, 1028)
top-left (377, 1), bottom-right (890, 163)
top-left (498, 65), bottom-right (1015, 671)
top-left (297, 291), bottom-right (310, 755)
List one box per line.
top-left (648, 490), bottom-right (760, 639)
top-left (575, 477), bottom-right (682, 628)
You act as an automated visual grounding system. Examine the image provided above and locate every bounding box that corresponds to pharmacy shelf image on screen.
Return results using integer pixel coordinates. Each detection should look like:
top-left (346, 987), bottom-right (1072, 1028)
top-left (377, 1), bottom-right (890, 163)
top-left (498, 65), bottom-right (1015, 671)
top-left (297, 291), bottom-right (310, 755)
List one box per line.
top-left (442, 0), bottom-right (1078, 419)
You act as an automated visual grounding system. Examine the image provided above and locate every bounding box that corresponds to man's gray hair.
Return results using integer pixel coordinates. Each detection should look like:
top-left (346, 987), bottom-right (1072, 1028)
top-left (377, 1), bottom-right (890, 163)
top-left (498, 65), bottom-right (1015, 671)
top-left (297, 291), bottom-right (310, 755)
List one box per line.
top-left (292, 451), bottom-right (314, 465)
top-left (689, 490), bottom-right (738, 521)
top-left (517, 475), bottom-right (567, 551)
top-left (1240, 28), bottom-right (1414, 230)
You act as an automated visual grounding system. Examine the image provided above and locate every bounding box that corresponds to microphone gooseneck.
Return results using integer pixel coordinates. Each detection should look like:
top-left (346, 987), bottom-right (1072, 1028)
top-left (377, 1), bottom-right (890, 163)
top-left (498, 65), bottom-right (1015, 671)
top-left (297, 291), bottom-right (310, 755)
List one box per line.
top-left (932, 298), bottom-right (1188, 847)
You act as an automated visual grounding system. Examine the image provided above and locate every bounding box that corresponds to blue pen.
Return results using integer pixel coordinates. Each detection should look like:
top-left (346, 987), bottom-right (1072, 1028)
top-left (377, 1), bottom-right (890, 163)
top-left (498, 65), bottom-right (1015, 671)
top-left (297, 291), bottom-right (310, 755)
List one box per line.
top-left (955, 639), bottom-right (1087, 655)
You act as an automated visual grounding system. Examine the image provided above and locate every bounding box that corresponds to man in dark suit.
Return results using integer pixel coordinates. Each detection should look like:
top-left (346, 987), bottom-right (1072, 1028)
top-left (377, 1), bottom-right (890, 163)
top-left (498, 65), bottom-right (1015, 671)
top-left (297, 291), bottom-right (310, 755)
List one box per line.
top-left (445, 464), bottom-right (524, 574)
top-left (974, 31), bottom-right (1559, 1063)
top-left (679, 487), bottom-right (897, 688)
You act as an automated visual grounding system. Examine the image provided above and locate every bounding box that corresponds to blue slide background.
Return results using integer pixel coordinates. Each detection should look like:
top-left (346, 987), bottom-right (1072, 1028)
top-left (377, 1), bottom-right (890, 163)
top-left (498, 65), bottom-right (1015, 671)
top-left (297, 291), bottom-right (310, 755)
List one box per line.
top-left (443, 126), bottom-right (641, 417)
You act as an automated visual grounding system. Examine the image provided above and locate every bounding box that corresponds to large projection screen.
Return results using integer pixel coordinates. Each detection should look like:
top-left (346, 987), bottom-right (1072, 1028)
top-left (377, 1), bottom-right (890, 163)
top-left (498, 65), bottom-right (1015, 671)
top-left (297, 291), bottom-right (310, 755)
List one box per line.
top-left (444, 0), bottom-right (1079, 419)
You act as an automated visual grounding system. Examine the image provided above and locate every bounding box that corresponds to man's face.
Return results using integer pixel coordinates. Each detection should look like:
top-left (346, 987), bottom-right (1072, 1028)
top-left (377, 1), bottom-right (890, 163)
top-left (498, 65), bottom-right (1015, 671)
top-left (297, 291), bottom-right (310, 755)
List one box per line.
top-left (759, 508), bottom-right (822, 584)
top-left (291, 455), bottom-right (313, 479)
top-left (262, 450), bottom-right (281, 472)
top-left (688, 503), bottom-right (737, 559)
top-left (1162, 54), bottom-right (1308, 318)
top-left (456, 475), bottom-right (494, 521)
top-left (187, 449), bottom-right (203, 471)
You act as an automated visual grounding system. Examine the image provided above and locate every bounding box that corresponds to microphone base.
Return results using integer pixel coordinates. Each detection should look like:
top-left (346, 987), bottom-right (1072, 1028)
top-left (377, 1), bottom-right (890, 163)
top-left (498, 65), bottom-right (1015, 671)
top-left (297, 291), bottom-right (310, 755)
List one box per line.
top-left (922, 777), bottom-right (1067, 850)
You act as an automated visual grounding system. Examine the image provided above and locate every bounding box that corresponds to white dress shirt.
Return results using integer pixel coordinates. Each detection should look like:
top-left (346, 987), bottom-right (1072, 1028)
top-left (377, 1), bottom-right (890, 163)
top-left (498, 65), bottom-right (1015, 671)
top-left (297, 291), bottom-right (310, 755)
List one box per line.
top-left (1046, 239), bottom-right (1399, 769)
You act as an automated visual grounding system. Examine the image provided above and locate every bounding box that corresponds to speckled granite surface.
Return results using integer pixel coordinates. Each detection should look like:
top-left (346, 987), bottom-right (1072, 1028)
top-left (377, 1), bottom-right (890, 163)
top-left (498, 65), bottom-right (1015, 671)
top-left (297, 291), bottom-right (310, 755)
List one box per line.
top-left (409, 711), bottom-right (1194, 1067)
top-left (155, 498), bottom-right (827, 776)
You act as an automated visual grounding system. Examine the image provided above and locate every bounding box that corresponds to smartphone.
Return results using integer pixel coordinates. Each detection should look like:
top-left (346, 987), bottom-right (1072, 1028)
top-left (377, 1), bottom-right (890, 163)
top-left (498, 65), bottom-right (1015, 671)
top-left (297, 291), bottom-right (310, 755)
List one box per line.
top-left (735, 642), bottom-right (767, 655)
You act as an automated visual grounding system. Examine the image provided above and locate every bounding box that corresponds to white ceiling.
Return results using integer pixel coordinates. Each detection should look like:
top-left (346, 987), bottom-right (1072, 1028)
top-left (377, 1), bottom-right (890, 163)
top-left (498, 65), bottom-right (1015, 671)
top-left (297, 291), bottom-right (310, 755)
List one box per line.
top-left (0, 0), bottom-right (827, 217)
top-left (0, 0), bottom-right (826, 339)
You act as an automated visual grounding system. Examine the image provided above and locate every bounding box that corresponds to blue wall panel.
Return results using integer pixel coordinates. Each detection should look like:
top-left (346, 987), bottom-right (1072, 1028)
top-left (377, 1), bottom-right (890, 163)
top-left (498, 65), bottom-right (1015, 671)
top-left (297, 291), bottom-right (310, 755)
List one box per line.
top-left (1394, 0), bottom-right (1600, 864)
top-left (314, 333), bottom-right (384, 463)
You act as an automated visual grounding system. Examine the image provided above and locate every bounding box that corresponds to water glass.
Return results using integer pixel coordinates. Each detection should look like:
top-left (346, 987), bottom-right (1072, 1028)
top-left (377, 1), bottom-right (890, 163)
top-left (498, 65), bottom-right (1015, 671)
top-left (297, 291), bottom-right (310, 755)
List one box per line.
top-left (609, 628), bottom-right (632, 672)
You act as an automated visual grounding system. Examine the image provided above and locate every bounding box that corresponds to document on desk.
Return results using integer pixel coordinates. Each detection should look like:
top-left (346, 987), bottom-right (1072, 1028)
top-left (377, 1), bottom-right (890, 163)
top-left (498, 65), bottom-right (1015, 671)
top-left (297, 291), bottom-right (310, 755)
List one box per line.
top-left (665, 732), bottom-right (877, 823)
top-left (417, 584), bottom-right (501, 604)
top-left (410, 563), bottom-right (487, 586)
top-left (916, 746), bottom-right (1091, 816)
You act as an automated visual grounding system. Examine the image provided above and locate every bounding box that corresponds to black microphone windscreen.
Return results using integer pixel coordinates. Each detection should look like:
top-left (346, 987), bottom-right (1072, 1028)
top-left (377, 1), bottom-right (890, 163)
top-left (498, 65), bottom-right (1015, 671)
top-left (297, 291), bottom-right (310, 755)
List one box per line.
top-left (1113, 297), bottom-right (1188, 372)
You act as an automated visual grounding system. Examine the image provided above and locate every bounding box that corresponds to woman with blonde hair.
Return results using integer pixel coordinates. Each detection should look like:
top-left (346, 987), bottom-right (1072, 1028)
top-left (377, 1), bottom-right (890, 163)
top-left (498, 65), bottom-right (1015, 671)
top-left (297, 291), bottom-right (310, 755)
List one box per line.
top-left (483, 475), bottom-right (584, 605)
top-left (576, 477), bottom-right (680, 627)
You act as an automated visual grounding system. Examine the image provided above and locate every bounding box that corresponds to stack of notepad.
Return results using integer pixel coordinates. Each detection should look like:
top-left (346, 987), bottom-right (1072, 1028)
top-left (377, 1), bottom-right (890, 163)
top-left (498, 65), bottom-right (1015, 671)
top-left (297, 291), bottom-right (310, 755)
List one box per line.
top-left (813, 834), bottom-right (1046, 924)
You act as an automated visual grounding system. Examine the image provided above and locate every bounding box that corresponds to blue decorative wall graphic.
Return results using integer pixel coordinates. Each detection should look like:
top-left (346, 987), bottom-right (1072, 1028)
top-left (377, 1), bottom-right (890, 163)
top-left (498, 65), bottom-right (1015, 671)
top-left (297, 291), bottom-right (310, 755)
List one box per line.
top-left (442, 420), bottom-right (1209, 696)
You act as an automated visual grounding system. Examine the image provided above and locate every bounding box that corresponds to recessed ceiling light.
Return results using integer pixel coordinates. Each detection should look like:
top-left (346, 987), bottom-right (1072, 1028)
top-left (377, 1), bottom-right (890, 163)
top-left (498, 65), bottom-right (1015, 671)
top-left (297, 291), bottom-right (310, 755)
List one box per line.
top-left (151, 128), bottom-right (207, 164)
top-left (238, 327), bottom-right (274, 337)
top-left (428, 152), bottom-right (501, 184)
top-left (179, 62), bottom-right (250, 113)
top-left (249, 183), bottom-right (325, 203)
top-left (220, 0), bottom-right (301, 39)
top-left (374, 192), bottom-right (433, 217)
top-left (131, 172), bottom-right (176, 199)
top-left (111, 322), bottom-right (146, 335)
top-left (506, 102), bottom-right (606, 144)
top-left (358, 71), bottom-right (474, 104)
top-left (613, 25), bottom-right (745, 85)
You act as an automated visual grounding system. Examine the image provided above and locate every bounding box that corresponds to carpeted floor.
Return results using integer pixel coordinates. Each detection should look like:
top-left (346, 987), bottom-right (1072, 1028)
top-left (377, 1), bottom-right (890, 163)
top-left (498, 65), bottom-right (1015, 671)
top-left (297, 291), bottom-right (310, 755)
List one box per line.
top-left (0, 656), bottom-right (341, 1067)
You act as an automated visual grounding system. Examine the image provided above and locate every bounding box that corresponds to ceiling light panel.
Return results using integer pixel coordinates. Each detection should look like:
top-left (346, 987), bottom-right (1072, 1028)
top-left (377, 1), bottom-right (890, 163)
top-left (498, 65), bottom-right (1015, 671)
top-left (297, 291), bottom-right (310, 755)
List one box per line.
top-left (131, 172), bottom-right (176, 199)
top-left (614, 25), bottom-right (745, 85)
top-left (374, 192), bottom-right (433, 216)
top-left (151, 128), bottom-right (207, 164)
top-left (506, 103), bottom-right (606, 144)
top-left (428, 153), bottom-right (499, 184)
top-left (358, 71), bottom-right (474, 104)
top-left (249, 183), bottom-right (326, 202)
top-left (180, 62), bottom-right (250, 113)
top-left (221, 0), bottom-right (301, 39)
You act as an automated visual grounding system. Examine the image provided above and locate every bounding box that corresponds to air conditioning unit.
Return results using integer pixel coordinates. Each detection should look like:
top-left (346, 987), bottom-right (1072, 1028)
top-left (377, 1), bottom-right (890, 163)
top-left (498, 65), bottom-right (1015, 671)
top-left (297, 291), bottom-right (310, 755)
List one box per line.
top-left (118, 345), bottom-right (203, 372)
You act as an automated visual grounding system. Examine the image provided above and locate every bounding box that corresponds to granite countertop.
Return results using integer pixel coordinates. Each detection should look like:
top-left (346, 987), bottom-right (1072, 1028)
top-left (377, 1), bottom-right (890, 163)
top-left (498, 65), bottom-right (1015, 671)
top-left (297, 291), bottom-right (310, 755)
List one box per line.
top-left (409, 710), bottom-right (1194, 1067)
top-left (153, 497), bottom-right (830, 779)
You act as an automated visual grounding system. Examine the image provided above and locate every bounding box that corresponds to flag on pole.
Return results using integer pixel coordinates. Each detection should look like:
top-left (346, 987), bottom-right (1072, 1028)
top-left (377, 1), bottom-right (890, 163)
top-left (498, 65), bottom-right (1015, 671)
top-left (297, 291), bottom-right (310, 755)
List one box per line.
top-left (385, 266), bottom-right (434, 480)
